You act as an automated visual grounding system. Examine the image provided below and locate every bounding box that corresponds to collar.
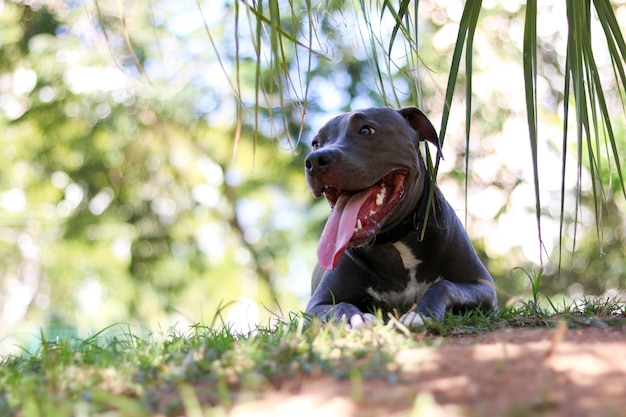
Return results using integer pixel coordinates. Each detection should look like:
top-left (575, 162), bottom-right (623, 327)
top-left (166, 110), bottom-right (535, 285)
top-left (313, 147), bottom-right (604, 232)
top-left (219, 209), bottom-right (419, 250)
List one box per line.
top-left (373, 175), bottom-right (433, 245)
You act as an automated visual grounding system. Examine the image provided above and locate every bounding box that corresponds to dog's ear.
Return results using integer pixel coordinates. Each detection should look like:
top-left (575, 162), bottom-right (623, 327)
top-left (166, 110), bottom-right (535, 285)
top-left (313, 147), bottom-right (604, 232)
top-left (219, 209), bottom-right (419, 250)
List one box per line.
top-left (398, 107), bottom-right (444, 159)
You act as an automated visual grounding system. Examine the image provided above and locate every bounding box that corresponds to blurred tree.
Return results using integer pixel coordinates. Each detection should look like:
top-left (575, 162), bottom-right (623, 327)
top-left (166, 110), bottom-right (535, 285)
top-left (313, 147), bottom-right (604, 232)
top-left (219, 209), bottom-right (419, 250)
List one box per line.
top-left (0, 0), bottom-right (314, 338)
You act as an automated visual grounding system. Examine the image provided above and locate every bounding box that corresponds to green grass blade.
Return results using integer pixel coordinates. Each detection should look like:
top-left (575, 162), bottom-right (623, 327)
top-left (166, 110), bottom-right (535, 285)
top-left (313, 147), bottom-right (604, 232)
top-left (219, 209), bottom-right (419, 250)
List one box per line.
top-left (233, 0), bottom-right (243, 157)
top-left (566, 0), bottom-right (593, 253)
top-left (386, 0), bottom-right (413, 54)
top-left (523, 0), bottom-right (542, 261)
top-left (357, 1), bottom-right (396, 105)
top-left (253, 0), bottom-right (262, 159)
top-left (424, 0), bottom-right (481, 235)
top-left (242, 2), bottom-right (329, 60)
top-left (439, 0), bottom-right (482, 149)
top-left (463, 1), bottom-right (481, 226)
top-left (594, 0), bottom-right (626, 65)
top-left (558, 57), bottom-right (572, 270)
top-left (564, 0), bottom-right (626, 254)
top-left (592, 0), bottom-right (626, 201)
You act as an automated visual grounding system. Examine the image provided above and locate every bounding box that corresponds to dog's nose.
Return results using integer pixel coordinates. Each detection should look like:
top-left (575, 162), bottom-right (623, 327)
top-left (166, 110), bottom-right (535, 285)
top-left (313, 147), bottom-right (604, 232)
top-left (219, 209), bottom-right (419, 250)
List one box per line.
top-left (305, 149), bottom-right (334, 174)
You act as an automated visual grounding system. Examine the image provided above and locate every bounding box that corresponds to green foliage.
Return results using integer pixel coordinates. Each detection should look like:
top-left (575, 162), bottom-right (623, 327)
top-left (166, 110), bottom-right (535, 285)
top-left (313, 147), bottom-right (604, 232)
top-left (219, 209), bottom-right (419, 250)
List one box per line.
top-left (0, 0), bottom-right (315, 340)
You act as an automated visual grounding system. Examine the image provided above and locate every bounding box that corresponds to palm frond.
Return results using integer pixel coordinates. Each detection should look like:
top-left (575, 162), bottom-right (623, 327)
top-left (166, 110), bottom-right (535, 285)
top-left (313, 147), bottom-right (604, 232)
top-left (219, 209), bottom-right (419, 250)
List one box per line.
top-left (201, 1), bottom-right (330, 156)
top-left (563, 0), bottom-right (626, 256)
top-left (438, 1), bottom-right (481, 146)
top-left (523, 0), bottom-right (542, 261)
top-left (357, 0), bottom-right (402, 106)
top-left (436, 0), bottom-right (482, 228)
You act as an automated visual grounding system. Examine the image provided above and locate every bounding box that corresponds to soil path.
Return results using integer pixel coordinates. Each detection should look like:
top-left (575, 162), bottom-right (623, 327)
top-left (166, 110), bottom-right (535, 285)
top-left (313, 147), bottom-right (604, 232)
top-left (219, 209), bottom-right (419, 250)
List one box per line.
top-left (230, 324), bottom-right (626, 417)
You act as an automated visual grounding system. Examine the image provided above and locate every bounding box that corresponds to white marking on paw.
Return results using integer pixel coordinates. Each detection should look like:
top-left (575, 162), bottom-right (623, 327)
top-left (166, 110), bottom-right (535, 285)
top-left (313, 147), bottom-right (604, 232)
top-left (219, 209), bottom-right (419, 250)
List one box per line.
top-left (350, 314), bottom-right (365, 328)
top-left (399, 311), bottom-right (425, 327)
top-left (349, 313), bottom-right (377, 329)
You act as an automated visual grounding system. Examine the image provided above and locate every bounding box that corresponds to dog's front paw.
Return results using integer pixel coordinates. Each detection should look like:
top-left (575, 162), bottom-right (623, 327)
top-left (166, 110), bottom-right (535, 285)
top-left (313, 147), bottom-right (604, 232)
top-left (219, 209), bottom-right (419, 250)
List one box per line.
top-left (349, 312), bottom-right (376, 329)
top-left (331, 302), bottom-right (375, 328)
top-left (398, 311), bottom-right (429, 327)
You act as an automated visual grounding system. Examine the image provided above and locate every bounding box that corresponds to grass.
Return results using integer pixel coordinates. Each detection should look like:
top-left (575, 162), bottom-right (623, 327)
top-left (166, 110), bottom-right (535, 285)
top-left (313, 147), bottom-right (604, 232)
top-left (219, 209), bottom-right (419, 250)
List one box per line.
top-left (1, 297), bottom-right (625, 417)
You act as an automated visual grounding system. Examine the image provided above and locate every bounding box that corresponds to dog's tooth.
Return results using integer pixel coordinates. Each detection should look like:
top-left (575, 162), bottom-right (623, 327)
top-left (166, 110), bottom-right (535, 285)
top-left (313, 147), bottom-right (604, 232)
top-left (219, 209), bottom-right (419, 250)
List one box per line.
top-left (375, 183), bottom-right (387, 206)
top-left (376, 191), bottom-right (385, 205)
top-left (354, 219), bottom-right (363, 234)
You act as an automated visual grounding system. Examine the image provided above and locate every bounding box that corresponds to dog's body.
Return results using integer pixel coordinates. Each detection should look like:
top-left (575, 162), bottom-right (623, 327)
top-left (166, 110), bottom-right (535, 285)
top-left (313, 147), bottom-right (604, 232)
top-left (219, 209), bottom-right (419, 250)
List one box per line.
top-left (304, 107), bottom-right (497, 327)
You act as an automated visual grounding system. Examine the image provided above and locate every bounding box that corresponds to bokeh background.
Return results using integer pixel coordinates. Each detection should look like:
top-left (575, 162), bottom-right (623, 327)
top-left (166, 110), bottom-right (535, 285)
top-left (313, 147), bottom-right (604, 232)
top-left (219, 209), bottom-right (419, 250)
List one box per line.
top-left (1, 0), bottom-right (624, 353)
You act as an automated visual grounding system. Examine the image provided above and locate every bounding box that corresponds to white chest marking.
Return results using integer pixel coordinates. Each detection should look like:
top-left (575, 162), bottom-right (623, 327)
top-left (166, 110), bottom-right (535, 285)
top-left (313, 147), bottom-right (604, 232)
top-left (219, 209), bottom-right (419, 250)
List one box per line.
top-left (366, 241), bottom-right (433, 307)
top-left (393, 240), bottom-right (420, 281)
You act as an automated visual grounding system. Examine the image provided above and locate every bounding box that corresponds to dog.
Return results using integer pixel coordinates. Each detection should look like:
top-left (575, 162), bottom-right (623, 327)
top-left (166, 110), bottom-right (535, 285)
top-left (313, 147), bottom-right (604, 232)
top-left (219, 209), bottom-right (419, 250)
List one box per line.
top-left (304, 107), bottom-right (497, 328)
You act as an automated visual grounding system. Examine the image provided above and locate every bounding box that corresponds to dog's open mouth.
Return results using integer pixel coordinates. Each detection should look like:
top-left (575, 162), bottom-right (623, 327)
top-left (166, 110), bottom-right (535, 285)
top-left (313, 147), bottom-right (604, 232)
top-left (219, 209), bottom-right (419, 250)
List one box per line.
top-left (318, 170), bottom-right (407, 270)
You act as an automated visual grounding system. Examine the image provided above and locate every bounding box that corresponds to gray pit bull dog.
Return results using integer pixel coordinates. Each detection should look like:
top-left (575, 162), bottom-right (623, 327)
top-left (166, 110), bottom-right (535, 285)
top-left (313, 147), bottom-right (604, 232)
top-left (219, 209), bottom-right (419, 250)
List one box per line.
top-left (304, 106), bottom-right (497, 328)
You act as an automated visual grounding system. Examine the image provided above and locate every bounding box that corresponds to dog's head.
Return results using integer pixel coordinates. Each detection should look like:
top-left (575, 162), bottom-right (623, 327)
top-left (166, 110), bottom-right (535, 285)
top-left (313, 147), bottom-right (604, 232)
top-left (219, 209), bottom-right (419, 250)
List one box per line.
top-left (305, 107), bottom-right (441, 270)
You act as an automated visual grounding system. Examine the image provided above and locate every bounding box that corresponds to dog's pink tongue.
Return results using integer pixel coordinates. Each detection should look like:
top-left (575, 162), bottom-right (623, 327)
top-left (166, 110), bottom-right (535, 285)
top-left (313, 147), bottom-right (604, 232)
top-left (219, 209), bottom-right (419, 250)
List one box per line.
top-left (318, 191), bottom-right (370, 270)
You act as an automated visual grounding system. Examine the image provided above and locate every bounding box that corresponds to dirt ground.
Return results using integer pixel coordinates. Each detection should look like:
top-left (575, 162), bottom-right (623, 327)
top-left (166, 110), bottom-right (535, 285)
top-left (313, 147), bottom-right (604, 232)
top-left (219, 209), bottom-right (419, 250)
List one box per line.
top-left (229, 324), bottom-right (626, 417)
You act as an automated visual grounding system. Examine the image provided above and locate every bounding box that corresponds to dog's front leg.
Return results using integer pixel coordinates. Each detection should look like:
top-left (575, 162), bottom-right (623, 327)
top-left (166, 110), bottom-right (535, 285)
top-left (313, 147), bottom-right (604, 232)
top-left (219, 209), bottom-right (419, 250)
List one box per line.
top-left (306, 259), bottom-right (377, 328)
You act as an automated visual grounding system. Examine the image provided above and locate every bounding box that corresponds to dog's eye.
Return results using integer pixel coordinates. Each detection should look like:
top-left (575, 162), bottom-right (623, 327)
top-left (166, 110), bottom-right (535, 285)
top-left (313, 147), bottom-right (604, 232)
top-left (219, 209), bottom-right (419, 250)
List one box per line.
top-left (311, 139), bottom-right (320, 150)
top-left (359, 126), bottom-right (376, 135)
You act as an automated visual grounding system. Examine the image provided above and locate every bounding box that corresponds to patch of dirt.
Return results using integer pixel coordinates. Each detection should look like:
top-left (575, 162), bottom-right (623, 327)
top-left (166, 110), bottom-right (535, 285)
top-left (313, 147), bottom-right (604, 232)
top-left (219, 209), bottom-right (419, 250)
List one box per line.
top-left (229, 324), bottom-right (626, 417)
